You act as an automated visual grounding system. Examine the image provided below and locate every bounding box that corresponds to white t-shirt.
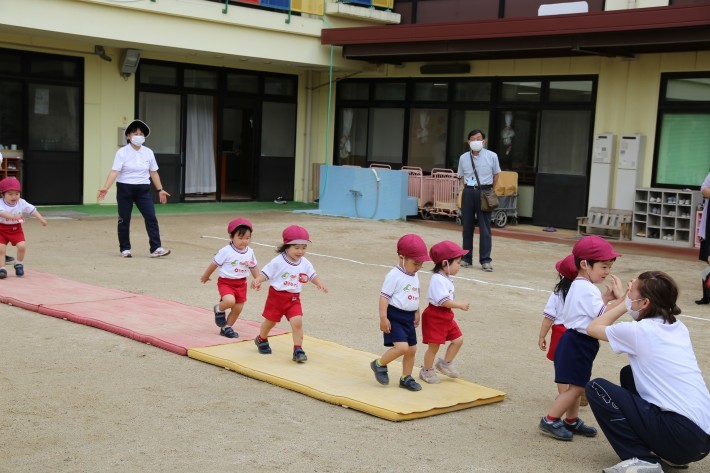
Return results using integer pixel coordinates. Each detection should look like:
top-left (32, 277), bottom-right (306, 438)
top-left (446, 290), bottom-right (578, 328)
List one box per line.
top-left (543, 291), bottom-right (566, 325)
top-left (112, 144), bottom-right (159, 185)
top-left (606, 318), bottom-right (710, 434)
top-left (260, 253), bottom-right (316, 293)
top-left (560, 277), bottom-right (605, 334)
top-left (0, 198), bottom-right (35, 224)
top-left (427, 272), bottom-right (455, 307)
top-left (380, 266), bottom-right (421, 312)
top-left (213, 243), bottom-right (257, 279)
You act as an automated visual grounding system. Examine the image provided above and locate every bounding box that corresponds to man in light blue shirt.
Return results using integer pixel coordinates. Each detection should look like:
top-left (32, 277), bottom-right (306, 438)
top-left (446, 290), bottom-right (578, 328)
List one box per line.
top-left (457, 129), bottom-right (500, 272)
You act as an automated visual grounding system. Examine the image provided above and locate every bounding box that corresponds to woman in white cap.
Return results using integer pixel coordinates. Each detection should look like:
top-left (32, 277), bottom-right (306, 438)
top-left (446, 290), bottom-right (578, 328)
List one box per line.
top-left (97, 119), bottom-right (170, 258)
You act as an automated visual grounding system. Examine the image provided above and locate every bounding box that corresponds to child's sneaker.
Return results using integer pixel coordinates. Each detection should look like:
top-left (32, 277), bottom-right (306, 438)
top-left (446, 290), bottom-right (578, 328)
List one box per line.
top-left (0, 268), bottom-right (6, 279)
top-left (292, 348), bottom-right (307, 363)
top-left (255, 337), bottom-right (272, 354)
top-left (435, 358), bottom-right (460, 378)
top-left (538, 417), bottom-right (573, 441)
top-left (150, 247), bottom-right (171, 258)
top-left (213, 305), bottom-right (226, 327)
top-left (219, 326), bottom-right (238, 338)
top-left (370, 359), bottom-right (389, 385)
top-left (399, 375), bottom-right (422, 391)
top-left (419, 366), bottom-right (440, 384)
top-left (4, 255), bottom-right (14, 263)
top-left (564, 417), bottom-right (597, 437)
top-left (13, 264), bottom-right (23, 277)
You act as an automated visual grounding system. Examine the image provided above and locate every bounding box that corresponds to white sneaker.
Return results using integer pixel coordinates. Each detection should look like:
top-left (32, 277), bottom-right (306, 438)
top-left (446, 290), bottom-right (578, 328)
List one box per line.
top-left (602, 458), bottom-right (664, 473)
top-left (150, 247), bottom-right (171, 258)
top-left (435, 358), bottom-right (460, 378)
top-left (418, 366), bottom-right (440, 384)
top-left (121, 250), bottom-right (132, 258)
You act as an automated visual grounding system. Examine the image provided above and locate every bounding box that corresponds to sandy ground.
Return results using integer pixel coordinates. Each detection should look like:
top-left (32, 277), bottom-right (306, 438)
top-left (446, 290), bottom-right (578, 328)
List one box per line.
top-left (1, 211), bottom-right (709, 473)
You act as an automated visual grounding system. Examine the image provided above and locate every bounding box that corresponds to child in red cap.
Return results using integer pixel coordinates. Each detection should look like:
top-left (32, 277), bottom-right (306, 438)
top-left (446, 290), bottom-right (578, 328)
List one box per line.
top-left (0, 177), bottom-right (47, 278)
top-left (371, 234), bottom-right (431, 392)
top-left (200, 218), bottom-right (260, 338)
top-left (418, 240), bottom-right (470, 384)
top-left (251, 225), bottom-right (328, 362)
top-left (539, 235), bottom-right (625, 441)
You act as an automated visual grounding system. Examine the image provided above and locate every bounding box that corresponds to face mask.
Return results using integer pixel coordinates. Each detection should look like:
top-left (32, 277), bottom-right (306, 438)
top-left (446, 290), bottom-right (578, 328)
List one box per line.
top-left (625, 295), bottom-right (642, 320)
top-left (469, 140), bottom-right (484, 152)
top-left (130, 135), bottom-right (145, 147)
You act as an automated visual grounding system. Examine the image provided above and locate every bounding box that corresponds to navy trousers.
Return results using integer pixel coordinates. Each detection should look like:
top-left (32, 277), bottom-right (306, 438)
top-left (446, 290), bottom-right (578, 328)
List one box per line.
top-left (461, 186), bottom-right (492, 265)
top-left (586, 365), bottom-right (710, 465)
top-left (116, 182), bottom-right (162, 253)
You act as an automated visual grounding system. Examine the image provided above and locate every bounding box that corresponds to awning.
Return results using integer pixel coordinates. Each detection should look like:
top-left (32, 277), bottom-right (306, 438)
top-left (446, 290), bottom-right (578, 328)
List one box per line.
top-left (321, 4), bottom-right (710, 63)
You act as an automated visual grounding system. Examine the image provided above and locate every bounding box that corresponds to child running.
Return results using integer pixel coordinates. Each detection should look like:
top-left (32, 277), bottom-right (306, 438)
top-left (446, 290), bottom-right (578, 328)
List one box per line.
top-left (251, 225), bottom-right (327, 363)
top-left (0, 177), bottom-right (48, 278)
top-left (371, 234), bottom-right (431, 392)
top-left (538, 235), bottom-right (624, 441)
top-left (419, 240), bottom-right (470, 384)
top-left (538, 254), bottom-right (577, 398)
top-left (200, 218), bottom-right (259, 338)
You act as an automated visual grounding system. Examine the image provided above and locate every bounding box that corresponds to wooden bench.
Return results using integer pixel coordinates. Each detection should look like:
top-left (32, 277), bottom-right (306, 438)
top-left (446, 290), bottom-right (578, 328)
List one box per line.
top-left (577, 207), bottom-right (632, 241)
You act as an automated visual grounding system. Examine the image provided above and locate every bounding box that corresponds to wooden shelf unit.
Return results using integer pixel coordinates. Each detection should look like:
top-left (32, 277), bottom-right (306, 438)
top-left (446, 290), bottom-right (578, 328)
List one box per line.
top-left (632, 187), bottom-right (702, 247)
top-left (0, 150), bottom-right (22, 182)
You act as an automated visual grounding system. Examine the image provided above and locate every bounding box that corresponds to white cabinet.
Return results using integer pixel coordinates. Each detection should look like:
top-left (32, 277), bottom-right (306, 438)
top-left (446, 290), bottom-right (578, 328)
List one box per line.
top-left (632, 188), bottom-right (702, 247)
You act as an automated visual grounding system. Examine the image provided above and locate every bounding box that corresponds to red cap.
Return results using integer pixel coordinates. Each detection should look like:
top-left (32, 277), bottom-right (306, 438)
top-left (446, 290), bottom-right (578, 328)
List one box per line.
top-left (283, 225), bottom-right (311, 245)
top-left (430, 240), bottom-right (468, 264)
top-left (555, 254), bottom-right (578, 280)
top-left (572, 235), bottom-right (620, 261)
top-left (228, 218), bottom-right (253, 234)
top-left (0, 177), bottom-right (21, 193)
top-left (397, 234), bottom-right (431, 262)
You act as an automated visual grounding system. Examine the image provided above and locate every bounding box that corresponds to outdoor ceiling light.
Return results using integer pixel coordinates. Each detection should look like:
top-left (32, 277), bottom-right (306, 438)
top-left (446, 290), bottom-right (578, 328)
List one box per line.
top-left (120, 49), bottom-right (142, 78)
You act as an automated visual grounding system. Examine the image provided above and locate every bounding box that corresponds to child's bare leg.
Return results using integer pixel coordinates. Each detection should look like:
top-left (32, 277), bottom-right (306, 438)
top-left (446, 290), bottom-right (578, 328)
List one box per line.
top-left (380, 341), bottom-right (408, 366)
top-left (259, 319), bottom-right (277, 339)
top-left (0, 243), bottom-right (6, 264)
top-left (423, 343), bottom-right (440, 369)
top-left (443, 336), bottom-right (463, 362)
top-left (547, 384), bottom-right (584, 419)
top-left (15, 241), bottom-right (25, 262)
top-left (289, 315), bottom-right (303, 346)
top-left (225, 301), bottom-right (243, 326)
top-left (556, 383), bottom-right (568, 396)
top-left (401, 345), bottom-right (417, 376)
top-left (219, 295), bottom-right (236, 314)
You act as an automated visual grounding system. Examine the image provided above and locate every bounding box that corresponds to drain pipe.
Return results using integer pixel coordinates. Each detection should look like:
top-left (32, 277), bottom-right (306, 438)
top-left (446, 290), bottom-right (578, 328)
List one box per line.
top-left (303, 70), bottom-right (313, 203)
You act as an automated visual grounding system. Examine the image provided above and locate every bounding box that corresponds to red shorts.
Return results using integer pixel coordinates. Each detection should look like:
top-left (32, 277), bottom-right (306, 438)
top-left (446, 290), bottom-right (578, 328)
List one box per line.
top-left (421, 304), bottom-right (462, 345)
top-left (262, 286), bottom-right (302, 322)
top-left (217, 277), bottom-right (248, 303)
top-left (547, 323), bottom-right (567, 362)
top-left (0, 223), bottom-right (25, 246)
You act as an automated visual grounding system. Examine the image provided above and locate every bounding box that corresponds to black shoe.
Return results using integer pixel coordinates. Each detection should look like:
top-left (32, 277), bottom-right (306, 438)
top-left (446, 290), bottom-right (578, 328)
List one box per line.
top-left (538, 417), bottom-right (573, 441)
top-left (370, 359), bottom-right (389, 385)
top-left (292, 348), bottom-right (307, 363)
top-left (0, 268), bottom-right (6, 279)
top-left (219, 326), bottom-right (238, 338)
top-left (213, 304), bottom-right (227, 327)
top-left (399, 375), bottom-right (422, 392)
top-left (5, 255), bottom-right (14, 263)
top-left (695, 297), bottom-right (710, 305)
top-left (255, 337), bottom-right (272, 354)
top-left (564, 418), bottom-right (597, 437)
top-left (14, 264), bottom-right (23, 277)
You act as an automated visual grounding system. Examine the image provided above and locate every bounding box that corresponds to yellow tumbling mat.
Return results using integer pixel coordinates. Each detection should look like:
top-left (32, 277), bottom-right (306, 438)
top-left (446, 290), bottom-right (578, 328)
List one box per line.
top-left (189, 334), bottom-right (505, 421)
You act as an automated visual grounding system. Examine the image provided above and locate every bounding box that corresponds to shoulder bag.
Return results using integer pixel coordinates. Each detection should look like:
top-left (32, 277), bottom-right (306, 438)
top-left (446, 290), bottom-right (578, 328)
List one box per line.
top-left (470, 152), bottom-right (499, 212)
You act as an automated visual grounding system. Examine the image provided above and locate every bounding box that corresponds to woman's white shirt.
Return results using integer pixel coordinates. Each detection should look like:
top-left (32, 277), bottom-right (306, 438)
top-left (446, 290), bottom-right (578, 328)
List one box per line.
top-left (112, 144), bottom-right (159, 185)
top-left (606, 318), bottom-right (710, 434)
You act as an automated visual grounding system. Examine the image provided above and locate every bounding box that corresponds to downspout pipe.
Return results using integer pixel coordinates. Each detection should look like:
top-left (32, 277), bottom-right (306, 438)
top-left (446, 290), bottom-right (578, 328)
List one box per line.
top-left (303, 70), bottom-right (313, 202)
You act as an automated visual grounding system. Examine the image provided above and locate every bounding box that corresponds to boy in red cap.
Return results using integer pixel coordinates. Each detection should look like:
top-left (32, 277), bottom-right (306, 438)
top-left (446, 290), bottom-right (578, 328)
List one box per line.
top-left (251, 225), bottom-right (328, 362)
top-left (371, 234), bottom-right (431, 392)
top-left (419, 240), bottom-right (470, 384)
top-left (0, 177), bottom-right (47, 278)
top-left (200, 218), bottom-right (260, 338)
top-left (539, 235), bottom-right (625, 441)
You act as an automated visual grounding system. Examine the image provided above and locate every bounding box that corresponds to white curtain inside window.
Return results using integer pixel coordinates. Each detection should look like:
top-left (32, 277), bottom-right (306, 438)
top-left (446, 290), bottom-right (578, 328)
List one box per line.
top-left (185, 95), bottom-right (216, 194)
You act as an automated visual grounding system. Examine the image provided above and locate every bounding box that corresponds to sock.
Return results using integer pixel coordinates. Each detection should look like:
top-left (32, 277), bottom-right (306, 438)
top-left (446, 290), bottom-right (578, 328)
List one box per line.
top-left (546, 415), bottom-right (559, 423)
top-left (0, 266), bottom-right (5, 271)
top-left (16, 260), bottom-right (22, 265)
top-left (565, 417), bottom-right (578, 424)
top-left (257, 335), bottom-right (267, 343)
top-left (375, 359), bottom-right (385, 367)
top-left (401, 375), bottom-right (408, 381)
top-left (294, 345), bottom-right (302, 350)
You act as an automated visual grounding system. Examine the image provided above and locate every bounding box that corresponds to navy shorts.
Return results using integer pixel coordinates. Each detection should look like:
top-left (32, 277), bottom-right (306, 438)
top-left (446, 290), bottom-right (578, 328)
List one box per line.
top-left (383, 305), bottom-right (417, 347)
top-left (554, 329), bottom-right (599, 387)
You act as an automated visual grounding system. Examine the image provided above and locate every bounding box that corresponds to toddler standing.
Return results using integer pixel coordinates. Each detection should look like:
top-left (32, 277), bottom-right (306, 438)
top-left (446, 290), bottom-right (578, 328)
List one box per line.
top-left (200, 218), bottom-right (259, 338)
top-left (419, 240), bottom-right (470, 384)
top-left (371, 234), bottom-right (430, 392)
top-left (251, 225), bottom-right (327, 363)
top-left (0, 177), bottom-right (47, 278)
top-left (538, 235), bottom-right (624, 441)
